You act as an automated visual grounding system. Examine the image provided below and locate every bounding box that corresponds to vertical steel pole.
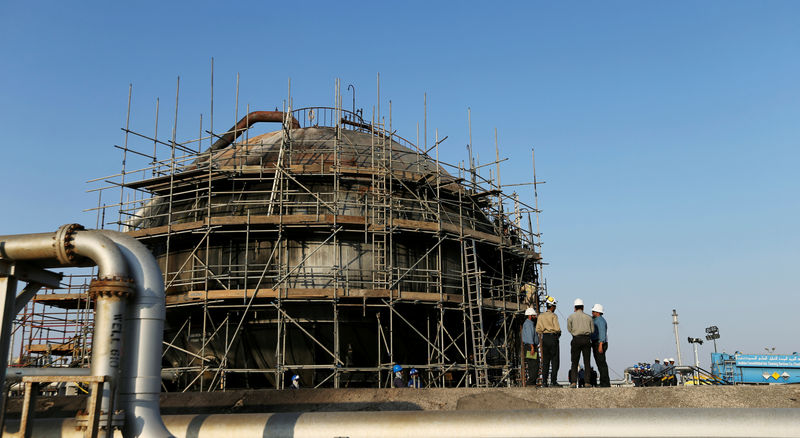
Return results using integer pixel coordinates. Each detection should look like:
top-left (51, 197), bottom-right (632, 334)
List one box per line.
top-left (672, 309), bottom-right (683, 366)
top-left (0, 272), bottom-right (19, 418)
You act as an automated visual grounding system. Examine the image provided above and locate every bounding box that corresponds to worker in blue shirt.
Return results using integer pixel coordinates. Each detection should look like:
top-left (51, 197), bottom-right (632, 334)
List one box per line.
top-left (408, 368), bottom-right (421, 388)
top-left (651, 358), bottom-right (664, 386)
top-left (522, 307), bottom-right (539, 387)
top-left (590, 304), bottom-right (610, 387)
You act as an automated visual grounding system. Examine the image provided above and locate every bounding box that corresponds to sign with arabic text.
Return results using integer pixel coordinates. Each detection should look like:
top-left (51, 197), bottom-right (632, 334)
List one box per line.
top-left (735, 354), bottom-right (800, 368)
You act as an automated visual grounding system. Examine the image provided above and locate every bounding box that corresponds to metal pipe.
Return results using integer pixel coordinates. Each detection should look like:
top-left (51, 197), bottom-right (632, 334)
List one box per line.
top-left (71, 230), bottom-right (131, 415)
top-left (89, 280), bottom-right (131, 414)
top-left (72, 232), bottom-right (129, 280)
top-left (693, 342), bottom-right (701, 368)
top-left (97, 231), bottom-right (173, 438)
top-left (5, 368), bottom-right (91, 381)
top-left (0, 224), bottom-right (142, 434)
top-left (5, 409), bottom-right (800, 438)
top-left (0, 225), bottom-right (129, 280)
top-left (0, 232), bottom-right (62, 263)
top-left (208, 111), bottom-right (300, 153)
top-left (0, 226), bottom-right (132, 416)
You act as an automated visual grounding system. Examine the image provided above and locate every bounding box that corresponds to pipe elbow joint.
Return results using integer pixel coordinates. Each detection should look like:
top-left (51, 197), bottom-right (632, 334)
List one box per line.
top-left (71, 229), bottom-right (130, 280)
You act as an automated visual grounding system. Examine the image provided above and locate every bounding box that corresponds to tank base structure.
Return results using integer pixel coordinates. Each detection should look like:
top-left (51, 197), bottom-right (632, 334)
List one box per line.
top-left (711, 352), bottom-right (800, 384)
top-left (85, 105), bottom-right (544, 391)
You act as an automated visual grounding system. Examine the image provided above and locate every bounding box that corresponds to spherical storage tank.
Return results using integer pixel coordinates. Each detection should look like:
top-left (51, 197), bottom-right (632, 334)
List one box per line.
top-left (124, 108), bottom-right (541, 389)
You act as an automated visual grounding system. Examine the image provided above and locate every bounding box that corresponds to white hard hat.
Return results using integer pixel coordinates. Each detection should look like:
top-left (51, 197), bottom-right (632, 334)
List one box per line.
top-left (524, 307), bottom-right (537, 316)
top-left (591, 303), bottom-right (604, 313)
top-left (654, 358), bottom-right (660, 362)
top-left (545, 296), bottom-right (557, 307)
top-left (669, 358), bottom-right (675, 362)
top-left (663, 358), bottom-right (669, 363)
top-left (573, 298), bottom-right (584, 307)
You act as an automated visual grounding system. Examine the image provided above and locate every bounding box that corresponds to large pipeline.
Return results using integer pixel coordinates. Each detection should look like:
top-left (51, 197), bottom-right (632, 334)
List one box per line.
top-left (4, 409), bottom-right (799, 438)
top-left (0, 226), bottom-right (172, 438)
top-left (0, 225), bottom-right (131, 414)
top-left (98, 231), bottom-right (171, 438)
top-left (208, 111), bottom-right (300, 153)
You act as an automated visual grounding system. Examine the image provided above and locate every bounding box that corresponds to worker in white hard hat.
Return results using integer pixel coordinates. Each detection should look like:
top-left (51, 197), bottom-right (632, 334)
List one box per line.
top-left (536, 296), bottom-right (561, 387)
top-left (567, 298), bottom-right (594, 388)
top-left (661, 358), bottom-right (670, 386)
top-left (522, 307), bottom-right (540, 387)
top-left (668, 358), bottom-right (677, 386)
top-left (590, 303), bottom-right (610, 387)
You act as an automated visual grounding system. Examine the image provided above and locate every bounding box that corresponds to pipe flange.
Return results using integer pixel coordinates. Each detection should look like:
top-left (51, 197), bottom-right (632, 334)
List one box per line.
top-left (89, 277), bottom-right (134, 299)
top-left (54, 223), bottom-right (85, 264)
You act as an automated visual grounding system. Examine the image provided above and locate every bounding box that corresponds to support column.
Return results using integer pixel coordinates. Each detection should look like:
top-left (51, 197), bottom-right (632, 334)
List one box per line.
top-left (0, 270), bottom-right (18, 418)
top-left (19, 381), bottom-right (38, 438)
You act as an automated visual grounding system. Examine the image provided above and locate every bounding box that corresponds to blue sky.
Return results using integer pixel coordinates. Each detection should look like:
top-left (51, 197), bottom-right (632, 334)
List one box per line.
top-left (2, 1), bottom-right (798, 380)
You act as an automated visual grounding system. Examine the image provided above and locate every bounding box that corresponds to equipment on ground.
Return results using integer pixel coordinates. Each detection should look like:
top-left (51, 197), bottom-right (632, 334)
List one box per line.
top-left (711, 352), bottom-right (800, 384)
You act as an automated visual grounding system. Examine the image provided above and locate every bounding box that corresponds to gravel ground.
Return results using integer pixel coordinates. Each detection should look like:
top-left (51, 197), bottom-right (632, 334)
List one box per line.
top-left (6, 385), bottom-right (799, 418)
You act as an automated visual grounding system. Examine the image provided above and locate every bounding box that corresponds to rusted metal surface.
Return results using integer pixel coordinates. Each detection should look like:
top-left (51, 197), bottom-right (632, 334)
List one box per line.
top-left (87, 278), bottom-right (134, 299)
top-left (161, 288), bottom-right (526, 312)
top-left (209, 111), bottom-right (300, 152)
top-left (54, 224), bottom-right (84, 265)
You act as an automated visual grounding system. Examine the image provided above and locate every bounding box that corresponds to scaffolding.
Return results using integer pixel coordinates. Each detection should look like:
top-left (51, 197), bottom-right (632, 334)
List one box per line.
top-left (16, 74), bottom-right (547, 391)
top-left (10, 274), bottom-right (94, 369)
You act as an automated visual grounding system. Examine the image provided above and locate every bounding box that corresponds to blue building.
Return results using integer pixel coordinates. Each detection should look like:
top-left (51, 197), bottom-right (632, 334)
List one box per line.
top-left (711, 352), bottom-right (800, 384)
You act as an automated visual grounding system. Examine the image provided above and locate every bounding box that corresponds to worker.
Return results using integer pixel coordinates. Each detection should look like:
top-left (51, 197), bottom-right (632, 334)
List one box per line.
top-left (408, 368), bottom-right (421, 388)
top-left (664, 358), bottom-right (673, 386)
top-left (522, 307), bottom-right (539, 387)
top-left (536, 296), bottom-right (561, 387)
top-left (588, 368), bottom-right (598, 386)
top-left (668, 358), bottom-right (677, 386)
top-left (392, 364), bottom-right (404, 388)
top-left (590, 303), bottom-right (610, 387)
top-left (291, 374), bottom-right (300, 389)
top-left (651, 358), bottom-right (664, 386)
top-left (567, 298), bottom-right (594, 388)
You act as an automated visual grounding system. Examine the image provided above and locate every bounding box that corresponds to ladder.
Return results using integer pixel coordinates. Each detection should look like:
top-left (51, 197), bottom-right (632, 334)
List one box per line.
top-left (723, 359), bottom-right (737, 384)
top-left (371, 121), bottom-right (390, 290)
top-left (463, 238), bottom-right (488, 387)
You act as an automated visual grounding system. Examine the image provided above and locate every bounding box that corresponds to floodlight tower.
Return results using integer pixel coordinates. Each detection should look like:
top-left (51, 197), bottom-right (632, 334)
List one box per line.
top-left (705, 326), bottom-right (720, 353)
top-left (688, 337), bottom-right (704, 368)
